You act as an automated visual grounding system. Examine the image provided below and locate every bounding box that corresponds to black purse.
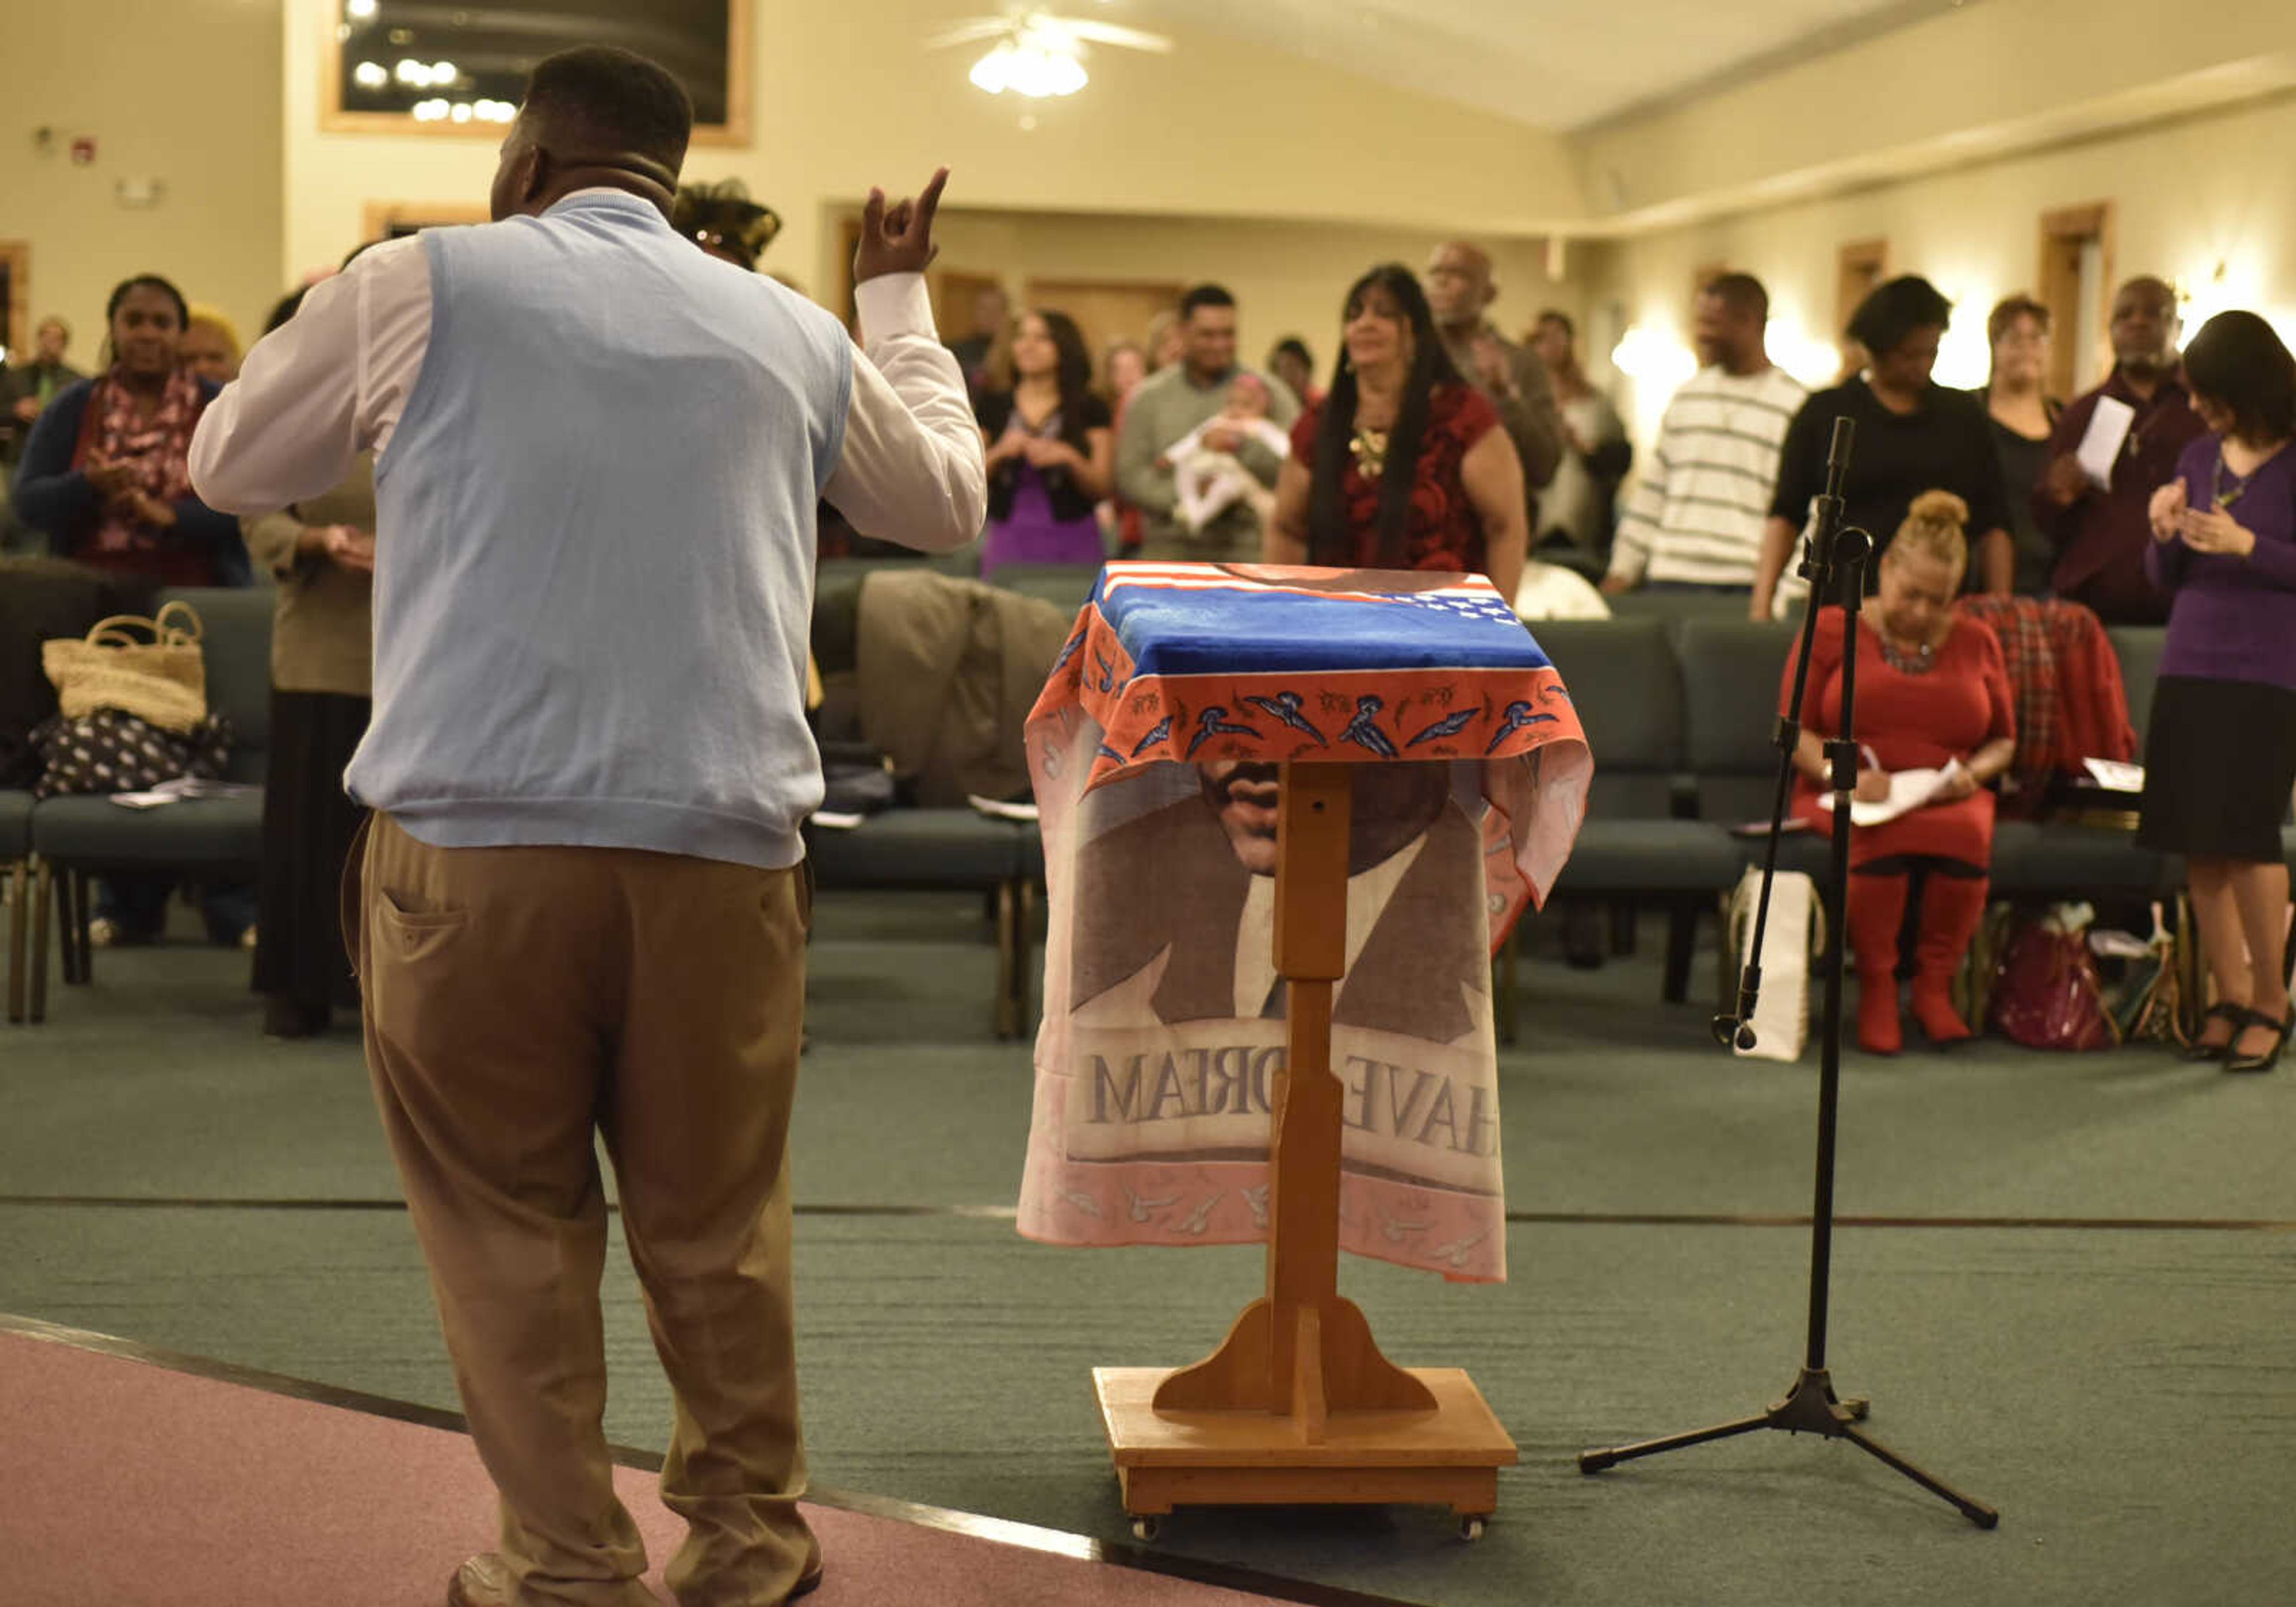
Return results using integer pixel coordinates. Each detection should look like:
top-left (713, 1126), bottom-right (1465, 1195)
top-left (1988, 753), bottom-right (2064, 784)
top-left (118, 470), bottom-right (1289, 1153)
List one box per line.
top-left (29, 708), bottom-right (236, 799)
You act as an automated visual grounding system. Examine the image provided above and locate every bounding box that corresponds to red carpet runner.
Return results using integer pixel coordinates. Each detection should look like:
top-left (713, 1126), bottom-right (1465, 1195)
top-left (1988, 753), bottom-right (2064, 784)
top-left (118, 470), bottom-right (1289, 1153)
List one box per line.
top-left (1, 1327), bottom-right (1305, 1606)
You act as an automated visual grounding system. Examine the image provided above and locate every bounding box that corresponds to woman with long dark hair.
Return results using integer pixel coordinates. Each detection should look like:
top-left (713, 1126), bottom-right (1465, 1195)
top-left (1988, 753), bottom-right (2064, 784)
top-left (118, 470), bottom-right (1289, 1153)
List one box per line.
top-left (1265, 264), bottom-right (1526, 599)
top-left (2141, 310), bottom-right (2296, 1073)
top-left (974, 308), bottom-right (1113, 574)
top-left (13, 273), bottom-right (249, 588)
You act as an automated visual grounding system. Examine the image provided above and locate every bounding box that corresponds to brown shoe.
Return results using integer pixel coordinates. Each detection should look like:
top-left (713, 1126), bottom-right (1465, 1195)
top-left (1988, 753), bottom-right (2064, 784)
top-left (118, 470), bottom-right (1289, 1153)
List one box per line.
top-left (446, 1553), bottom-right (664, 1607)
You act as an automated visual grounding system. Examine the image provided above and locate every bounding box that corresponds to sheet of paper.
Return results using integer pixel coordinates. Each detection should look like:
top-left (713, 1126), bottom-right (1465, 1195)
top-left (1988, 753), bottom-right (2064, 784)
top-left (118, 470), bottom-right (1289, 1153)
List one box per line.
top-left (2083, 757), bottom-right (2145, 792)
top-left (1818, 760), bottom-right (1967, 826)
top-left (2075, 395), bottom-right (2135, 489)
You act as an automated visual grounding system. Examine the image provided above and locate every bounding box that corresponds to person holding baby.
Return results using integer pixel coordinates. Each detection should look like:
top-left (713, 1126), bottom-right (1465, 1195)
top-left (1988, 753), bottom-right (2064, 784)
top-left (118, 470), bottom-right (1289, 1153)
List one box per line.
top-left (1780, 490), bottom-right (2019, 1056)
top-left (1115, 283), bottom-right (1301, 561)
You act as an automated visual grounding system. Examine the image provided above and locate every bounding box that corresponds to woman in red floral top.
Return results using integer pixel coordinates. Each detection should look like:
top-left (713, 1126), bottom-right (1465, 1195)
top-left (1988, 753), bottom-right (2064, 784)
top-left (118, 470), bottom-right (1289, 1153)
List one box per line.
top-left (1265, 263), bottom-right (1528, 600)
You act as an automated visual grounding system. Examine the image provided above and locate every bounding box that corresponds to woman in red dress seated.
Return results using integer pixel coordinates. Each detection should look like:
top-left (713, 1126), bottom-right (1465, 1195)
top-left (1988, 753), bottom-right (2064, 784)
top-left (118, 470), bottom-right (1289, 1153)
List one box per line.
top-left (1782, 490), bottom-right (2019, 1053)
top-left (1262, 263), bottom-right (1528, 600)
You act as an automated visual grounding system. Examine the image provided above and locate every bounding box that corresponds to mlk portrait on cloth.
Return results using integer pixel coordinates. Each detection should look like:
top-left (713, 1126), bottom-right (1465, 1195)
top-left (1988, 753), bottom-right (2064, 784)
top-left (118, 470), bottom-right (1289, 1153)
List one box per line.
top-left (1065, 757), bottom-right (1488, 1044)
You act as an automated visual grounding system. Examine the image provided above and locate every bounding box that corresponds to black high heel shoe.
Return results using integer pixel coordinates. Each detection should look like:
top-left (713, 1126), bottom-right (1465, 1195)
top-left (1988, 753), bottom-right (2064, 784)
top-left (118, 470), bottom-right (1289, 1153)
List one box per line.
top-left (2184, 1001), bottom-right (2249, 1061)
top-left (2225, 1009), bottom-right (2291, 1076)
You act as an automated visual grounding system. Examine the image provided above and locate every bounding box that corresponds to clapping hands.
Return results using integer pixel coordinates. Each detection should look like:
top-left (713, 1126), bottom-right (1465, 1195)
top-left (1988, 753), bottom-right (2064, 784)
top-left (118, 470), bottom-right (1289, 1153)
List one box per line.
top-left (2178, 505), bottom-right (2257, 558)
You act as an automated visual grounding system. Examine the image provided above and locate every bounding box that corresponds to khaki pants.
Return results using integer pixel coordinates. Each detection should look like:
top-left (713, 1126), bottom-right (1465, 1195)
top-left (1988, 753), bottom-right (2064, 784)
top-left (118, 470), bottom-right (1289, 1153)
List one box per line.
top-left (349, 814), bottom-right (816, 1606)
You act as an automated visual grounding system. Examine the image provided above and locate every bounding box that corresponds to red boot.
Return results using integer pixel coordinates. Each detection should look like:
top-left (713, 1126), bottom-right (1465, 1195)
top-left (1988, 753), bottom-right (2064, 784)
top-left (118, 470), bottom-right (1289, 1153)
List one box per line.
top-left (1848, 871), bottom-right (1910, 1055)
top-left (1910, 873), bottom-right (1989, 1047)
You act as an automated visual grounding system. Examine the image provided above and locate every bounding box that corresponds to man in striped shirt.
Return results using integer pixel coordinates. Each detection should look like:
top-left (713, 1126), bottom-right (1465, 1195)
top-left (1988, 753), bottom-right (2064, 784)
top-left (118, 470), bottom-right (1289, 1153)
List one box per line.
top-left (1603, 274), bottom-right (1805, 595)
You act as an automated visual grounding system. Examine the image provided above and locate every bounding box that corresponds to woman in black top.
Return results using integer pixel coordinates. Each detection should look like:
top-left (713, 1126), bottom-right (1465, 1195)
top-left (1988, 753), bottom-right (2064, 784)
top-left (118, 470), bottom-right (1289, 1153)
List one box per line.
top-left (1753, 276), bottom-right (2013, 617)
top-left (1976, 294), bottom-right (2062, 594)
top-left (973, 308), bottom-right (1113, 575)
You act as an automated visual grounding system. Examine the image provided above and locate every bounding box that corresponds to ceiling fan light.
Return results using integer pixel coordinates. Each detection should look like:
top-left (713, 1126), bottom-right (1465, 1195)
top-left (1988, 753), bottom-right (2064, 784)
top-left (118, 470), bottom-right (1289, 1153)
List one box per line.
top-left (969, 42), bottom-right (1015, 94)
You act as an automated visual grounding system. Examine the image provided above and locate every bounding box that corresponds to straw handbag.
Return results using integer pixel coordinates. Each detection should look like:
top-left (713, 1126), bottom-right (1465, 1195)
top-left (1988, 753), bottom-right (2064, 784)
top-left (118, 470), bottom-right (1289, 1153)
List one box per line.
top-left (41, 600), bottom-right (209, 734)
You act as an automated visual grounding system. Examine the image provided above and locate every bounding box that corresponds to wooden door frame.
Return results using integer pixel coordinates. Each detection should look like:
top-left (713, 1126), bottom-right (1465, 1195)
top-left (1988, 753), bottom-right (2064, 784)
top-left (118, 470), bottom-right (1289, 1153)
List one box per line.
top-left (0, 242), bottom-right (29, 359)
top-left (2037, 201), bottom-right (2116, 399)
top-left (1835, 237), bottom-right (1889, 375)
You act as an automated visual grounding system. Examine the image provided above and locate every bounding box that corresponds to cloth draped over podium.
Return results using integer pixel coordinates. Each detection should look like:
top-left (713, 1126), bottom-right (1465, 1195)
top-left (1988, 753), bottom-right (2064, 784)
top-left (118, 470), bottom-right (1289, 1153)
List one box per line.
top-left (1018, 563), bottom-right (1592, 1283)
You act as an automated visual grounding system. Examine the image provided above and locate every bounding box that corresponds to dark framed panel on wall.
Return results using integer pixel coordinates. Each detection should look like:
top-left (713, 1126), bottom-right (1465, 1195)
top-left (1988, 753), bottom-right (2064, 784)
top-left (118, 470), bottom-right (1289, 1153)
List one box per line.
top-left (319, 0), bottom-right (752, 147)
top-left (361, 201), bottom-right (493, 242)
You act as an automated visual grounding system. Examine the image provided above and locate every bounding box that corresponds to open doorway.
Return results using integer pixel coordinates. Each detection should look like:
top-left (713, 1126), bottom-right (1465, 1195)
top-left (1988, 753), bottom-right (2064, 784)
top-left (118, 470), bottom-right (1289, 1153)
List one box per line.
top-left (2037, 202), bottom-right (2115, 399)
top-left (1834, 238), bottom-right (1888, 378)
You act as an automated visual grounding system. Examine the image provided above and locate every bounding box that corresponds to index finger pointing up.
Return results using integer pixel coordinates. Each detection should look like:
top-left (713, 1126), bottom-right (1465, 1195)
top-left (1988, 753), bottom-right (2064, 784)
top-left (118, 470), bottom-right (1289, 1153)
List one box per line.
top-left (911, 167), bottom-right (951, 234)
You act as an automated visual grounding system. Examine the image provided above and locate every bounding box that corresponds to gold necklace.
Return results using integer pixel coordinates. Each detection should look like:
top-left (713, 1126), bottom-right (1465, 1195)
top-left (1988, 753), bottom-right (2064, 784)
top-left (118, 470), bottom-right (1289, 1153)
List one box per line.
top-left (1349, 426), bottom-right (1390, 480)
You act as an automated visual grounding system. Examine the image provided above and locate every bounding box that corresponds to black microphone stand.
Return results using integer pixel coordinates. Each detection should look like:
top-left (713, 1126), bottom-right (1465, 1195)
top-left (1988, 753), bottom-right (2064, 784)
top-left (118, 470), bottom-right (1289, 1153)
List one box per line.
top-left (1577, 416), bottom-right (1998, 1527)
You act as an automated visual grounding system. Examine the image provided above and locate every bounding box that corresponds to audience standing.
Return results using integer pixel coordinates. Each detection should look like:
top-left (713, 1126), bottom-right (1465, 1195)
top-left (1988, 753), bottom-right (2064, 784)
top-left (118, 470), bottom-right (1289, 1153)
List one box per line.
top-left (2034, 276), bottom-right (2206, 624)
top-left (1144, 309), bottom-right (1184, 374)
top-left (2, 315), bottom-right (84, 468)
top-left (13, 275), bottom-right (248, 589)
top-left (2138, 310), bottom-right (2296, 1074)
top-left (1425, 243), bottom-right (1564, 525)
top-left (1605, 273), bottom-right (1806, 596)
top-left (976, 308), bottom-right (1114, 572)
top-left (1268, 337), bottom-right (1322, 410)
top-left (180, 305), bottom-right (243, 386)
top-left (670, 177), bottom-right (781, 273)
top-left (1976, 295), bottom-right (2060, 595)
top-left (1266, 264), bottom-right (1528, 603)
top-left (240, 285), bottom-right (375, 1039)
top-left (1116, 283), bottom-right (1299, 561)
top-left (1757, 275), bottom-right (2011, 617)
top-left (1785, 491), bottom-right (2017, 1055)
top-left (1529, 308), bottom-right (1628, 560)
top-left (948, 282), bottom-right (1010, 393)
top-left (13, 273), bottom-right (251, 948)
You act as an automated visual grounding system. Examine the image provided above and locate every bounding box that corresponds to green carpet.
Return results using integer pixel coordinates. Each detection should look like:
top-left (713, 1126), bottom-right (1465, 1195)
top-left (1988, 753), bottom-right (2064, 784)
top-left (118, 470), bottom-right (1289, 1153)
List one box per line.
top-left (3, 891), bottom-right (2293, 1605)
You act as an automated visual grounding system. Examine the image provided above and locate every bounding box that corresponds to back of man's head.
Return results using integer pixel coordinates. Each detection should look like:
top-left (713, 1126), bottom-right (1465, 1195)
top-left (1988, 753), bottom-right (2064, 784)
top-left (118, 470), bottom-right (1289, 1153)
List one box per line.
top-left (522, 45), bottom-right (692, 181)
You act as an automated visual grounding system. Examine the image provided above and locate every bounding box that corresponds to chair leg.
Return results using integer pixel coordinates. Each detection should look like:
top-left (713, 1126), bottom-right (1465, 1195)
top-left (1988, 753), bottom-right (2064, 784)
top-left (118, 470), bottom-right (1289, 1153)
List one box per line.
top-left (5, 859), bottom-right (26, 1024)
top-left (1662, 896), bottom-right (1698, 1004)
top-left (1012, 880), bottom-right (1039, 1034)
top-left (993, 879), bottom-right (1018, 1040)
top-left (1715, 890), bottom-right (1737, 1016)
top-left (56, 867), bottom-right (88, 986)
top-left (1610, 897), bottom-right (1638, 957)
top-left (29, 859), bottom-right (52, 1024)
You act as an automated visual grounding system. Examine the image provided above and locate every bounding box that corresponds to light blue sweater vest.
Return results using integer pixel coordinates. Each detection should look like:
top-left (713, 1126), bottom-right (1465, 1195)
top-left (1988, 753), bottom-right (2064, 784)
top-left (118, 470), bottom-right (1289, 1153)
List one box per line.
top-left (349, 191), bottom-right (853, 869)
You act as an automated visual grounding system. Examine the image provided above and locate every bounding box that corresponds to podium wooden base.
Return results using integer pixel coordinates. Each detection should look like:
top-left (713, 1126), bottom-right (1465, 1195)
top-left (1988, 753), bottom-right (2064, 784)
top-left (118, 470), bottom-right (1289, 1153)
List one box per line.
top-left (1095, 1366), bottom-right (1516, 1529)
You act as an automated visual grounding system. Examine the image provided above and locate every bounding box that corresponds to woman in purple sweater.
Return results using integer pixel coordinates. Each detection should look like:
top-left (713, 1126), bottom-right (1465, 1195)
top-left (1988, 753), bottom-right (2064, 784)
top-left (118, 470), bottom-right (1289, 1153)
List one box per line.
top-left (2141, 311), bottom-right (2296, 1073)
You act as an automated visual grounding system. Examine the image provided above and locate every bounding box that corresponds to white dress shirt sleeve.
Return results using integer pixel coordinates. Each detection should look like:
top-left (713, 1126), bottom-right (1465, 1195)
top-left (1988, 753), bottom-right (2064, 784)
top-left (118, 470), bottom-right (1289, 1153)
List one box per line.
top-left (189, 237), bottom-right (432, 514)
top-left (823, 274), bottom-right (987, 553)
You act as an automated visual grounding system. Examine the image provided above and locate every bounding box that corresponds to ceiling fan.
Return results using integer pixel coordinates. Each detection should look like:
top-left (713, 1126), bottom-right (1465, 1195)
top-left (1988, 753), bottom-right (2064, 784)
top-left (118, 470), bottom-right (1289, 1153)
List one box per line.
top-left (924, 8), bottom-right (1174, 98)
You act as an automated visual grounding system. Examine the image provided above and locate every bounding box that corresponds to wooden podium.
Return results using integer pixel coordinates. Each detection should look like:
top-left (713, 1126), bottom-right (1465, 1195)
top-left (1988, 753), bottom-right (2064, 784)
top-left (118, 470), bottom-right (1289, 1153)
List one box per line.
top-left (1094, 761), bottom-right (1517, 1539)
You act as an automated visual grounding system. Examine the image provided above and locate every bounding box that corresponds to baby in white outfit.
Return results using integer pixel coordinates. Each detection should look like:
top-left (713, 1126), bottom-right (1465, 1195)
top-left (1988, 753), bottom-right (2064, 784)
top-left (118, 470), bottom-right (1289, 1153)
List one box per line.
top-left (1159, 374), bottom-right (1293, 533)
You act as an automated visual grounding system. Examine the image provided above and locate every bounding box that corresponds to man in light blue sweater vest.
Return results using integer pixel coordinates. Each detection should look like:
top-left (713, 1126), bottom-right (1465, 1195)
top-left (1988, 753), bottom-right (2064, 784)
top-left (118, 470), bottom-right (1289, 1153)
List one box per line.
top-left (191, 47), bottom-right (985, 1607)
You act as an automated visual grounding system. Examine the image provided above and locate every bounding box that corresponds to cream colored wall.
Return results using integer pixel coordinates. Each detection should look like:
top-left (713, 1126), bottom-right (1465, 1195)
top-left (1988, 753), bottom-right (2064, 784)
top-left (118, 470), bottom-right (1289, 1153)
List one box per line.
top-left (923, 211), bottom-right (1569, 372)
top-left (0, 0), bottom-right (282, 366)
top-left (280, 0), bottom-right (1585, 300)
top-left (1587, 91), bottom-right (2296, 451)
top-left (1574, 0), bottom-right (2296, 225)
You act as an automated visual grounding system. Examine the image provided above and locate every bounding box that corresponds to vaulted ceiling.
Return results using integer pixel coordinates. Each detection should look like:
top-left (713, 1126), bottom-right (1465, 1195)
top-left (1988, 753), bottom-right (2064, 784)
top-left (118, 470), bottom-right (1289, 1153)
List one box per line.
top-left (1097, 0), bottom-right (1956, 130)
